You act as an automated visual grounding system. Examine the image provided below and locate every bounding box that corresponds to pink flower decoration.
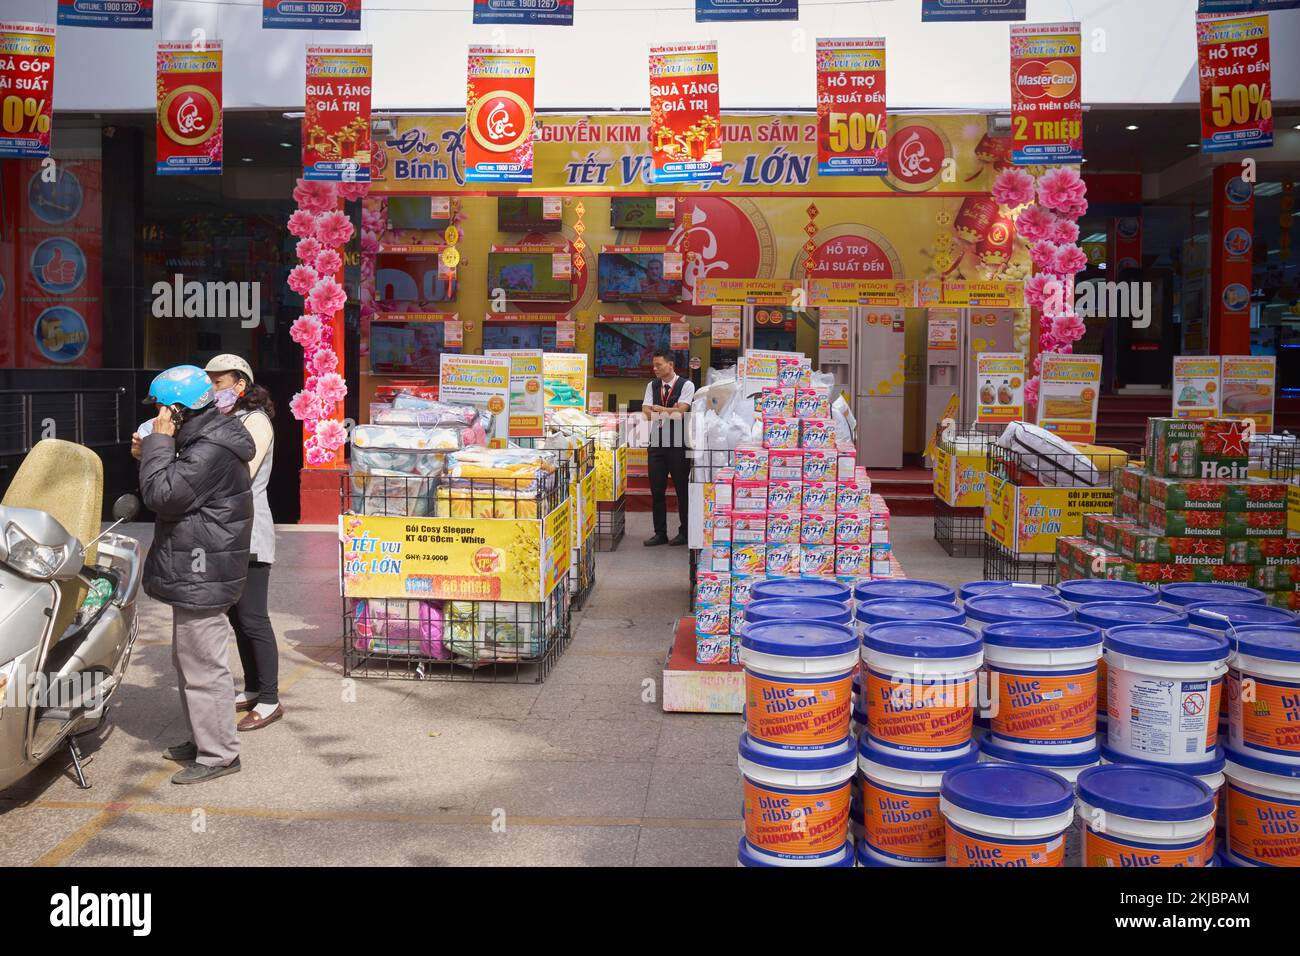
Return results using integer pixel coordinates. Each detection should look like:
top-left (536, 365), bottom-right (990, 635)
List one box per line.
top-left (1024, 377), bottom-right (1040, 410)
top-left (1051, 244), bottom-right (1089, 276)
top-left (1038, 333), bottom-right (1060, 354)
top-left (310, 347), bottom-right (339, 376)
top-left (314, 210), bottom-right (354, 247)
top-left (315, 418), bottom-right (349, 450)
top-left (289, 314), bottom-right (324, 348)
top-left (360, 233), bottom-right (380, 255)
top-left (305, 375), bottom-right (320, 393)
top-left (338, 182), bottom-right (371, 202)
top-left (307, 277), bottom-right (347, 316)
top-left (288, 210), bottom-right (318, 239)
top-left (1032, 354), bottom-right (1044, 374)
top-left (1058, 197), bottom-right (1089, 221)
top-left (1037, 167), bottom-right (1088, 215)
top-left (289, 389), bottom-right (326, 423)
top-left (296, 237), bottom-right (323, 264)
top-left (362, 209), bottom-right (385, 233)
top-left (293, 179), bottom-right (338, 215)
top-left (318, 324), bottom-right (334, 346)
top-left (992, 168), bottom-right (1036, 208)
top-left (316, 372), bottom-right (348, 404)
top-left (1014, 205), bottom-right (1057, 242)
top-left (314, 249), bottom-right (343, 275)
top-left (1051, 311), bottom-right (1087, 344)
top-left (288, 265), bottom-right (319, 296)
top-left (305, 441), bottom-right (334, 466)
top-left (1024, 273), bottom-right (1054, 309)
top-left (1047, 218), bottom-right (1080, 245)
top-left (1030, 240), bottom-right (1060, 270)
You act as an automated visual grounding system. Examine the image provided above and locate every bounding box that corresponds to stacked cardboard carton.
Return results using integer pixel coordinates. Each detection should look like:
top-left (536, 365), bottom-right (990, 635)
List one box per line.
top-left (1056, 418), bottom-right (1300, 607)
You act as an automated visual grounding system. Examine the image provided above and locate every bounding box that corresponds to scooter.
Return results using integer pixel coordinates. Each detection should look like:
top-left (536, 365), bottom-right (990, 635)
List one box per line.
top-left (0, 439), bottom-right (142, 791)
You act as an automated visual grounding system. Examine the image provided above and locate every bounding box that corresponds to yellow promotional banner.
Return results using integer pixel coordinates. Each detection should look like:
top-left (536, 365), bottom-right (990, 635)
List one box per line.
top-left (806, 277), bottom-right (915, 307)
top-left (966, 280), bottom-right (1025, 308)
top-left (485, 348), bottom-right (545, 437)
top-left (985, 479), bottom-right (1113, 554)
top-left (341, 512), bottom-right (557, 602)
top-left (974, 353), bottom-right (1025, 425)
top-left (923, 392), bottom-right (961, 462)
top-left (1288, 484), bottom-right (1300, 535)
top-left (694, 276), bottom-right (800, 307)
top-left (935, 448), bottom-right (988, 508)
top-left (1036, 353), bottom-right (1102, 443)
top-left (933, 446), bottom-right (953, 502)
top-left (370, 113), bottom-right (993, 195)
top-left (438, 353), bottom-right (512, 440)
top-left (542, 352), bottom-right (589, 409)
top-left (543, 502), bottom-right (570, 595)
top-left (595, 445), bottom-right (628, 501)
top-left (581, 469), bottom-right (597, 539)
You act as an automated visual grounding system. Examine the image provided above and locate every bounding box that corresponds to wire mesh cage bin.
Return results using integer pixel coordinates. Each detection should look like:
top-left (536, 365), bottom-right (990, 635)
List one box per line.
top-left (987, 439), bottom-right (1127, 489)
top-left (983, 537), bottom-right (1059, 585)
top-left (690, 447), bottom-right (736, 485)
top-left (595, 496), bottom-right (626, 551)
top-left (343, 582), bottom-right (571, 683)
top-left (345, 455), bottom-right (571, 519)
top-left (571, 540), bottom-right (597, 610)
top-left (1253, 433), bottom-right (1299, 480)
top-left (934, 499), bottom-right (987, 558)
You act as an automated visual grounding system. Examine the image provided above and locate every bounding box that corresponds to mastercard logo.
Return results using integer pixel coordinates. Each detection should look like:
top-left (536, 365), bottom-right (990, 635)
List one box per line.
top-left (1014, 60), bottom-right (1078, 100)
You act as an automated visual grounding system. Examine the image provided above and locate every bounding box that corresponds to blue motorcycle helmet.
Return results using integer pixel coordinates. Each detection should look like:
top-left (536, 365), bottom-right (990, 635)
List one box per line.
top-left (143, 364), bottom-right (216, 421)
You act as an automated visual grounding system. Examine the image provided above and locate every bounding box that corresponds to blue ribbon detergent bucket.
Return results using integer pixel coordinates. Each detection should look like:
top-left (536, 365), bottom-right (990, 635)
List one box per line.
top-left (854, 579), bottom-right (958, 606)
top-left (939, 763), bottom-right (1075, 867)
top-left (1100, 745), bottom-right (1226, 852)
top-left (962, 594), bottom-right (1075, 634)
top-left (1158, 583), bottom-right (1266, 608)
top-left (1225, 627), bottom-right (1300, 766)
top-left (1186, 602), bottom-right (1298, 636)
top-left (981, 620), bottom-right (1103, 756)
top-left (1103, 625), bottom-right (1230, 766)
top-left (1076, 764), bottom-right (1217, 867)
top-left (858, 740), bottom-right (979, 867)
top-left (1057, 579), bottom-right (1159, 606)
top-left (1222, 748), bottom-right (1300, 867)
top-left (959, 580), bottom-right (1058, 603)
top-left (854, 598), bottom-right (967, 635)
top-left (744, 597), bottom-right (853, 628)
top-left (752, 578), bottom-right (851, 607)
top-left (978, 739), bottom-right (1101, 865)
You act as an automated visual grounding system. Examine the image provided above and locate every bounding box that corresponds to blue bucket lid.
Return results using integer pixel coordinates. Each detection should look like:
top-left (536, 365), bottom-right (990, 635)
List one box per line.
top-left (738, 733), bottom-right (857, 771)
top-left (1100, 743), bottom-right (1225, 778)
top-left (959, 580), bottom-right (1057, 602)
top-left (854, 579), bottom-right (957, 605)
top-left (859, 737), bottom-right (981, 773)
top-left (1058, 579), bottom-right (1159, 605)
top-left (740, 620), bottom-right (857, 659)
top-left (855, 598), bottom-right (967, 628)
top-left (1187, 602), bottom-right (1299, 633)
top-left (1160, 583), bottom-right (1266, 607)
top-left (983, 620), bottom-right (1102, 649)
top-left (863, 621), bottom-right (982, 660)
top-left (963, 594), bottom-right (1074, 626)
top-left (1225, 746), bottom-right (1300, 780)
top-left (745, 597), bottom-right (853, 627)
top-left (739, 838), bottom-right (854, 867)
top-left (1077, 602), bottom-right (1190, 630)
top-left (852, 702), bottom-right (867, 725)
top-left (854, 842), bottom-right (896, 867)
top-left (1104, 625), bottom-right (1230, 663)
top-left (752, 578), bottom-right (851, 604)
top-left (1230, 626), bottom-right (1300, 664)
top-left (980, 738), bottom-right (1101, 770)
top-left (940, 763), bottom-right (1074, 819)
top-left (1076, 765), bottom-right (1216, 821)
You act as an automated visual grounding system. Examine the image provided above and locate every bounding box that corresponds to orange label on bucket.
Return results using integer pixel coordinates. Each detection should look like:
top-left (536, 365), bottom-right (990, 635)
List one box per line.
top-left (745, 672), bottom-right (853, 749)
top-left (862, 778), bottom-right (945, 863)
top-left (1097, 658), bottom-right (1107, 714)
top-left (1207, 679), bottom-right (1224, 750)
top-left (742, 777), bottom-right (851, 858)
top-left (990, 667), bottom-right (1097, 745)
top-left (1228, 669), bottom-right (1300, 758)
top-left (945, 822), bottom-right (1064, 867)
top-left (1083, 828), bottom-right (1210, 867)
top-left (1227, 782), bottom-right (1300, 867)
top-left (866, 668), bottom-right (975, 751)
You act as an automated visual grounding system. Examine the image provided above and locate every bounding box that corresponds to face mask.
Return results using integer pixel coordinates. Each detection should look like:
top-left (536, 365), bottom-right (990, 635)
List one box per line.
top-left (214, 387), bottom-right (240, 413)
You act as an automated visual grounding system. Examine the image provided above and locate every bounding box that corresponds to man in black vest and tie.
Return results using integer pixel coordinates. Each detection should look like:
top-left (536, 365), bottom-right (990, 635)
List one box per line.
top-left (643, 349), bottom-right (694, 547)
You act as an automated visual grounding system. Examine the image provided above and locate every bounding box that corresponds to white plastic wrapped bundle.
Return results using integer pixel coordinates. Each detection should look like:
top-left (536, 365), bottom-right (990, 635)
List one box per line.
top-left (447, 601), bottom-right (547, 662)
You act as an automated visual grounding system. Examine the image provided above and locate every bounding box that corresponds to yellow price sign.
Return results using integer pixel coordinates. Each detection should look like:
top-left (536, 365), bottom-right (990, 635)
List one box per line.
top-left (1209, 84), bottom-right (1272, 128)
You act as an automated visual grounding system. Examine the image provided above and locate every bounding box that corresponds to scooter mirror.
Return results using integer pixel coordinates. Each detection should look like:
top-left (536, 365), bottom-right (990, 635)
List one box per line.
top-left (112, 493), bottom-right (141, 522)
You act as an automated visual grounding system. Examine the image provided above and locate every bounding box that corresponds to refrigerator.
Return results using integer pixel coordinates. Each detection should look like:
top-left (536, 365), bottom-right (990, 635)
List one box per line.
top-left (854, 307), bottom-right (907, 468)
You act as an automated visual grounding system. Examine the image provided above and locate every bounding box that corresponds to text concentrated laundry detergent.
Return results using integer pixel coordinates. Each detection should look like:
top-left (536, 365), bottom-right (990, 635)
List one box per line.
top-left (861, 621), bottom-right (983, 756)
top-left (1226, 627), bottom-right (1300, 764)
top-left (740, 620), bottom-right (858, 752)
top-left (1076, 764), bottom-right (1216, 867)
top-left (1224, 748), bottom-right (1300, 867)
top-left (858, 740), bottom-right (979, 867)
top-left (738, 733), bottom-right (856, 864)
top-left (940, 763), bottom-right (1075, 867)
top-left (1104, 625), bottom-right (1229, 765)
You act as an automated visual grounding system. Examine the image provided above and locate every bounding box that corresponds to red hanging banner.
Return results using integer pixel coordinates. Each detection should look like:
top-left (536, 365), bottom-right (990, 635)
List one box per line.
top-left (156, 42), bottom-right (223, 176)
top-left (649, 41), bottom-right (723, 184)
top-left (0, 21), bottom-right (56, 159)
top-left (1196, 11), bottom-right (1274, 154)
top-left (304, 45), bottom-right (373, 181)
top-left (815, 38), bottom-right (887, 178)
top-left (465, 46), bottom-right (536, 184)
top-left (1009, 21), bottom-right (1082, 165)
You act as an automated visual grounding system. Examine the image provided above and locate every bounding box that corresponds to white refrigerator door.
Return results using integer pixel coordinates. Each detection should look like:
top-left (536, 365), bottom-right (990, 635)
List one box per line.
top-left (855, 310), bottom-right (906, 468)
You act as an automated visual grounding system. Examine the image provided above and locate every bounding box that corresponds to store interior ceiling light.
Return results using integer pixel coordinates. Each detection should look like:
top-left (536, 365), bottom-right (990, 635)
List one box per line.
top-left (1082, 233), bottom-right (1108, 243)
top-left (1255, 182), bottom-right (1283, 197)
top-left (280, 142), bottom-right (293, 148)
top-left (1125, 124), bottom-right (1139, 131)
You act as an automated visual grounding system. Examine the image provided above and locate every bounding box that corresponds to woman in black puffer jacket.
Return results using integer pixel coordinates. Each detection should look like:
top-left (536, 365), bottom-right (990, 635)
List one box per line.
top-left (138, 364), bottom-right (254, 786)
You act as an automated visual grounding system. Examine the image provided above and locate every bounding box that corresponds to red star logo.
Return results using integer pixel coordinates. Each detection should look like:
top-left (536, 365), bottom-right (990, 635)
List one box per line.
top-left (1217, 422), bottom-right (1249, 457)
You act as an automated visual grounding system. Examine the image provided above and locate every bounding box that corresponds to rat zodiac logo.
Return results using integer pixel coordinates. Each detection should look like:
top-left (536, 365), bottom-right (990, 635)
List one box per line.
top-left (176, 96), bottom-right (206, 136)
top-left (486, 101), bottom-right (516, 142)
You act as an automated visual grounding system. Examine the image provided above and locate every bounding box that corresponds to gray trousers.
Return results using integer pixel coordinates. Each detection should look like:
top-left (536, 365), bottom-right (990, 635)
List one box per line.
top-left (172, 606), bottom-right (240, 767)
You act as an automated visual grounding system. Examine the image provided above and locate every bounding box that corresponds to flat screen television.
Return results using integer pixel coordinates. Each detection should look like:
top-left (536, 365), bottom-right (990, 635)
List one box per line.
top-left (485, 250), bottom-right (574, 302)
top-left (610, 197), bottom-right (675, 230)
top-left (482, 322), bottom-right (558, 352)
top-left (368, 321), bottom-right (452, 375)
top-left (597, 251), bottom-right (683, 303)
top-left (593, 323), bottom-right (686, 379)
top-left (498, 197), bottom-right (560, 232)
top-left (386, 196), bottom-right (452, 232)
top-left (375, 253), bottom-right (457, 303)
